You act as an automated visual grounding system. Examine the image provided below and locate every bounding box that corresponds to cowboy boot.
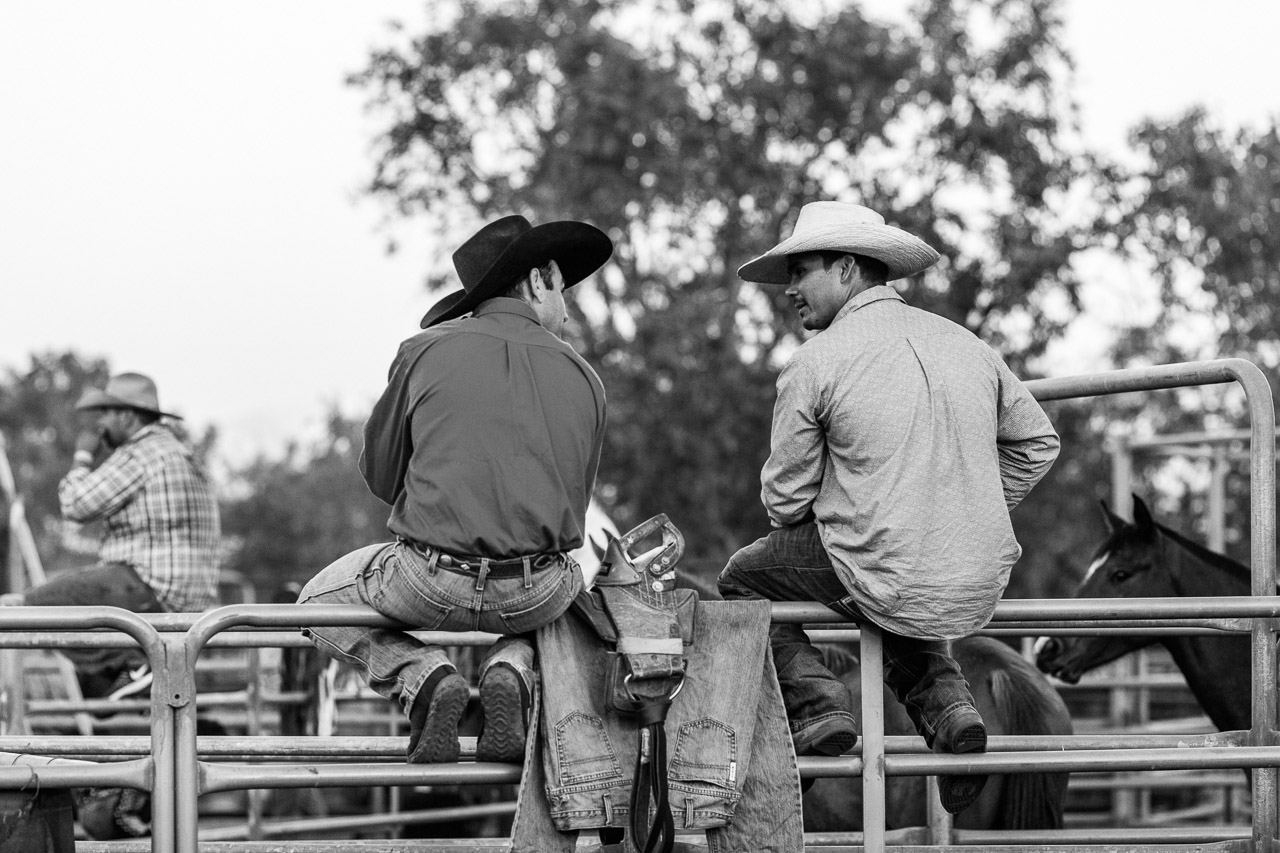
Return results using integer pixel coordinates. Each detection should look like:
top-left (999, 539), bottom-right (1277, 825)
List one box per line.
top-left (476, 663), bottom-right (531, 763)
top-left (933, 704), bottom-right (988, 814)
top-left (406, 667), bottom-right (470, 764)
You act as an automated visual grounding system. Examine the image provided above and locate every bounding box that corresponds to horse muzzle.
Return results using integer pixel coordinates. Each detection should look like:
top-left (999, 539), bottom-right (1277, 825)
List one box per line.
top-left (1033, 636), bottom-right (1083, 685)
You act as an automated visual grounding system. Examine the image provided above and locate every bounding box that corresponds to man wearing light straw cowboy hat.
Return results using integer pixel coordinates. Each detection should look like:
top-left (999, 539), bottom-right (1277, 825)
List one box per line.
top-left (3, 372), bottom-right (221, 702)
top-left (718, 201), bottom-right (1060, 814)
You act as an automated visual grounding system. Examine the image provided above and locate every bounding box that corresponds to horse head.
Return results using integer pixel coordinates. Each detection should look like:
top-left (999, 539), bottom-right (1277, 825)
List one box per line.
top-left (1034, 495), bottom-right (1169, 683)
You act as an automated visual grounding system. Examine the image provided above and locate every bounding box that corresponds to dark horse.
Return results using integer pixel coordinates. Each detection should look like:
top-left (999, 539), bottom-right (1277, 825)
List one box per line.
top-left (1035, 495), bottom-right (1252, 734)
top-left (805, 636), bottom-right (1073, 831)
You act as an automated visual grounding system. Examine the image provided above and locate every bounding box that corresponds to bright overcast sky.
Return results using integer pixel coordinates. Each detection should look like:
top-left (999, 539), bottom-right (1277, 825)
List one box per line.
top-left (2, 1), bottom-right (1277, 469)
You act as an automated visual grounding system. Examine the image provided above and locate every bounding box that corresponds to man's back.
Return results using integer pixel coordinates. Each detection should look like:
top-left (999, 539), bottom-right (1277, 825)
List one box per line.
top-left (362, 298), bottom-right (606, 558)
top-left (61, 423), bottom-right (220, 612)
top-left (765, 286), bottom-right (1055, 638)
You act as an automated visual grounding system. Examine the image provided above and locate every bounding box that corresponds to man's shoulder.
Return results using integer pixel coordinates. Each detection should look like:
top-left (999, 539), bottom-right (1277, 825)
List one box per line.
top-left (397, 319), bottom-right (467, 352)
top-left (124, 425), bottom-right (195, 469)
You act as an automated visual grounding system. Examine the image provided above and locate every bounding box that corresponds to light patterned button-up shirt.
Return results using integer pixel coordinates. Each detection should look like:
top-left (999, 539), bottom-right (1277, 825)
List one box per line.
top-left (58, 423), bottom-right (221, 612)
top-left (763, 286), bottom-right (1059, 639)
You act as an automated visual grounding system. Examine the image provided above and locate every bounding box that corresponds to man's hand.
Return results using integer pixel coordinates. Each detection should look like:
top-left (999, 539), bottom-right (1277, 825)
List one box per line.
top-left (74, 427), bottom-right (105, 464)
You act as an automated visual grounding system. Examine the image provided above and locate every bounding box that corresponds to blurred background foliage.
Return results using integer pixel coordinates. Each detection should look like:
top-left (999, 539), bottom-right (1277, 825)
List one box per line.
top-left (2, 0), bottom-right (1277, 601)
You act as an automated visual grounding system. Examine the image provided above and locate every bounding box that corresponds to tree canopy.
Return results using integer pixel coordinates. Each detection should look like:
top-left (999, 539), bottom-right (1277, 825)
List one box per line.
top-left (352, 0), bottom-right (1104, 580)
top-left (5, 3), bottom-right (1276, 603)
top-left (219, 411), bottom-right (392, 593)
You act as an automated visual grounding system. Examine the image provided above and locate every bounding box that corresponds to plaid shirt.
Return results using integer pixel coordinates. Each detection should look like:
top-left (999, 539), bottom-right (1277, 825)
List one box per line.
top-left (58, 423), bottom-right (221, 612)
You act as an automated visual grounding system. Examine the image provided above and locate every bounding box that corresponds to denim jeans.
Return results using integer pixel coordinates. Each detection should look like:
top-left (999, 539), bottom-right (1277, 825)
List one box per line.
top-left (717, 522), bottom-right (976, 747)
top-left (509, 599), bottom-right (803, 853)
top-left (297, 541), bottom-right (583, 713)
top-left (23, 562), bottom-right (161, 690)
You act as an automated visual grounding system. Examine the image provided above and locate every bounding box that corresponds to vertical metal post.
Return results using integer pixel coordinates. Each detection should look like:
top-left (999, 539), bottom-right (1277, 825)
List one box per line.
top-left (924, 666), bottom-right (953, 845)
top-left (245, 645), bottom-right (264, 840)
top-left (1233, 361), bottom-right (1279, 852)
top-left (1208, 444), bottom-right (1228, 552)
top-left (172, 632), bottom-right (201, 853)
top-left (149, 642), bottom-right (178, 853)
top-left (860, 623), bottom-right (886, 853)
top-left (1108, 654), bottom-right (1140, 824)
top-left (1109, 441), bottom-right (1134, 521)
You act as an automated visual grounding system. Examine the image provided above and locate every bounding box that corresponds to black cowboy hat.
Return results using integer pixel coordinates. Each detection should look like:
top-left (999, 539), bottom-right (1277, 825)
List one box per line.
top-left (420, 215), bottom-right (613, 328)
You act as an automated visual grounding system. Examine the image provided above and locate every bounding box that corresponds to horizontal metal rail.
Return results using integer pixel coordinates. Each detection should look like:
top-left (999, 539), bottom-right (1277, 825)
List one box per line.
top-left (0, 359), bottom-right (1272, 851)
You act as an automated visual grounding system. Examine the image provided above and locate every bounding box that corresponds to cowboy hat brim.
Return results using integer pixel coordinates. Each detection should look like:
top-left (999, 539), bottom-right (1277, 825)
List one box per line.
top-left (75, 389), bottom-right (182, 420)
top-left (738, 223), bottom-right (940, 284)
top-left (420, 221), bottom-right (612, 328)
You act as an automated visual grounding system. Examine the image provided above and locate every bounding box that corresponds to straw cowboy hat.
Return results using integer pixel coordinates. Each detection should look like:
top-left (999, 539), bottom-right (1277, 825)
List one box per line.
top-left (75, 373), bottom-right (181, 419)
top-left (420, 215), bottom-right (613, 329)
top-left (737, 201), bottom-right (940, 284)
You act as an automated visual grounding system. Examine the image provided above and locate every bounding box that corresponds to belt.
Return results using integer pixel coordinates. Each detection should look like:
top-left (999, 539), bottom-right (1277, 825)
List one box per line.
top-left (401, 539), bottom-right (563, 579)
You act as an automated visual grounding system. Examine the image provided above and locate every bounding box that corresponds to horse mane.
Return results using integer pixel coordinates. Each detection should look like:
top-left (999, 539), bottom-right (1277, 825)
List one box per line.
top-left (1154, 522), bottom-right (1254, 587)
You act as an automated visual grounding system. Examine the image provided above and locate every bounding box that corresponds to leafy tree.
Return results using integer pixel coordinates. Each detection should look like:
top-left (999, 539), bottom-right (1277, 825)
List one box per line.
top-left (1115, 110), bottom-right (1280, 371)
top-left (352, 0), bottom-right (1103, 586)
top-left (1095, 110), bottom-right (1280, 565)
top-left (0, 352), bottom-right (112, 581)
top-left (220, 410), bottom-right (391, 596)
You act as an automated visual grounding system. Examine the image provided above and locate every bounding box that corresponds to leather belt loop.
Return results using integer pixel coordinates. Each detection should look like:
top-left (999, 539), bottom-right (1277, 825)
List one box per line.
top-left (475, 558), bottom-right (490, 592)
top-left (522, 556), bottom-right (532, 588)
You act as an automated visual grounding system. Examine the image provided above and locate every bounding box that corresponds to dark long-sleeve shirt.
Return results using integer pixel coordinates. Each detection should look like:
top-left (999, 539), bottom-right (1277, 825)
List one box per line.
top-left (361, 298), bottom-right (606, 558)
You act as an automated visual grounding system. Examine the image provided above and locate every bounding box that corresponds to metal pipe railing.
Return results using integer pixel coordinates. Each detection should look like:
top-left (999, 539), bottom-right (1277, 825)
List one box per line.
top-left (0, 359), bottom-right (1273, 852)
top-left (0, 606), bottom-right (173, 853)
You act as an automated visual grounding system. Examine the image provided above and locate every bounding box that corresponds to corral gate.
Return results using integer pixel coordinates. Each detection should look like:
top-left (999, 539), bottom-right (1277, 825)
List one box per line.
top-left (0, 357), bottom-right (1275, 853)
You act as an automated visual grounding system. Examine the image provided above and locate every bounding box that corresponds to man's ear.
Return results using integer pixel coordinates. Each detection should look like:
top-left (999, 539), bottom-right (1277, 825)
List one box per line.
top-left (840, 254), bottom-right (857, 282)
top-left (527, 267), bottom-right (547, 302)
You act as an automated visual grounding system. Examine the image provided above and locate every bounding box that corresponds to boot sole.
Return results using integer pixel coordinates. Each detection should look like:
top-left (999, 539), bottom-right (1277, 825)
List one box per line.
top-left (808, 729), bottom-right (859, 757)
top-left (938, 722), bottom-right (987, 814)
top-left (476, 667), bottom-right (527, 763)
top-left (407, 673), bottom-right (468, 764)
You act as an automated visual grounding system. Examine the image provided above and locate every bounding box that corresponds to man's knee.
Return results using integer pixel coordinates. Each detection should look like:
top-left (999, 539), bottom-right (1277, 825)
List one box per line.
top-left (717, 544), bottom-right (763, 600)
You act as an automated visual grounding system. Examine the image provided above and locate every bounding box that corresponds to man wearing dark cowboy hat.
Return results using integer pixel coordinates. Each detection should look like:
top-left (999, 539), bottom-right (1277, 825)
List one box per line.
top-left (299, 214), bottom-right (611, 765)
top-left (718, 201), bottom-right (1060, 815)
top-left (3, 372), bottom-right (221, 703)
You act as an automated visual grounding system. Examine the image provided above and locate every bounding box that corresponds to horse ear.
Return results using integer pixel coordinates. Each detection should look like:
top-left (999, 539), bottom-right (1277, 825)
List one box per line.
top-left (1131, 494), bottom-right (1157, 534)
top-left (1099, 500), bottom-right (1125, 533)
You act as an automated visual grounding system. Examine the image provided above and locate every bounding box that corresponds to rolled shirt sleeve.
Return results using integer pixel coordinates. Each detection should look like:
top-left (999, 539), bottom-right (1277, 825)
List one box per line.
top-left (59, 448), bottom-right (146, 522)
top-left (993, 357), bottom-right (1061, 510)
top-left (761, 358), bottom-right (826, 527)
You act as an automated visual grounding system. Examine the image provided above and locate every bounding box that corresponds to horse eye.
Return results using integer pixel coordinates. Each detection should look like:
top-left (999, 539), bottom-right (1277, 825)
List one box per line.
top-left (1110, 570), bottom-right (1131, 584)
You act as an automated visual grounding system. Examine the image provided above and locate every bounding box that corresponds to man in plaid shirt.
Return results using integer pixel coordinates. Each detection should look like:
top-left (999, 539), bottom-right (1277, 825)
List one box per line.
top-left (10, 373), bottom-right (220, 700)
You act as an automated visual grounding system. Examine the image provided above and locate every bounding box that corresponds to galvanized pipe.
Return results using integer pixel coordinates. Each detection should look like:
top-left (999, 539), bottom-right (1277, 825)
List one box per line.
top-left (197, 802), bottom-right (518, 841)
top-left (0, 606), bottom-right (173, 853)
top-left (859, 623), bottom-right (886, 851)
top-left (201, 761), bottom-right (522, 794)
top-left (1026, 358), bottom-right (1278, 848)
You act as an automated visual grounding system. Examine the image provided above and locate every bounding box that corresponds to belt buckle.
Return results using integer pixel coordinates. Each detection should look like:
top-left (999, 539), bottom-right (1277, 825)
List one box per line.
top-left (440, 553), bottom-right (472, 572)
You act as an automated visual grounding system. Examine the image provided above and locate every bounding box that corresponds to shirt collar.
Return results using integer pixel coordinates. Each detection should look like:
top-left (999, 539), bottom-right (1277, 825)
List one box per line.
top-left (473, 297), bottom-right (541, 325)
top-left (124, 422), bottom-right (164, 447)
top-left (831, 284), bottom-right (904, 325)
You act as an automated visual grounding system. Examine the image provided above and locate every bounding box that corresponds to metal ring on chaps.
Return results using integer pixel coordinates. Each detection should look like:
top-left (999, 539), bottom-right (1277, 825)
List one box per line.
top-left (569, 514), bottom-right (689, 853)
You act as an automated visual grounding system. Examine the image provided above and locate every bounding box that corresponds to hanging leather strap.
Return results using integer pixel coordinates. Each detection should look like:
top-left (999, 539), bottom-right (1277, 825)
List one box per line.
top-left (570, 514), bottom-right (690, 853)
top-left (631, 698), bottom-right (675, 853)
